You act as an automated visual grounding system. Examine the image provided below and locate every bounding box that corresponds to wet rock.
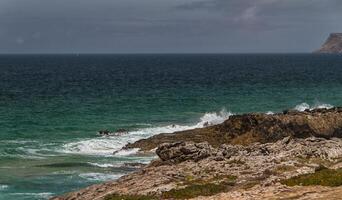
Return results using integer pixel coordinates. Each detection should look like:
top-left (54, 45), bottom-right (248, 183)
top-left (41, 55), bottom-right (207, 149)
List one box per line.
top-left (98, 129), bottom-right (129, 137)
top-left (97, 130), bottom-right (111, 136)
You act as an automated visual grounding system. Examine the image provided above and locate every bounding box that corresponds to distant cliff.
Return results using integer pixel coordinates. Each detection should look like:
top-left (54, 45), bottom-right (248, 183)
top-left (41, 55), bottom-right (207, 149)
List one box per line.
top-left (316, 33), bottom-right (342, 53)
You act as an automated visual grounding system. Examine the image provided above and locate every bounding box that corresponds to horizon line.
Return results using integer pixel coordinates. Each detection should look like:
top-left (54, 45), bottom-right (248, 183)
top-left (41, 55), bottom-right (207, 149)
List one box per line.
top-left (0, 52), bottom-right (321, 55)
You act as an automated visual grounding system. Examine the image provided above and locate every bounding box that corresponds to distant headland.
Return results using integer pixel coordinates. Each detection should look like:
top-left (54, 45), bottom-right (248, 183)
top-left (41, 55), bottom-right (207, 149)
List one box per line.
top-left (315, 33), bottom-right (342, 53)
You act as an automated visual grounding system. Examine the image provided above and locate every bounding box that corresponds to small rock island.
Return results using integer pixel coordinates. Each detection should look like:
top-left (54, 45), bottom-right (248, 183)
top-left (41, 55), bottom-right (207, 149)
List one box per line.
top-left (316, 33), bottom-right (342, 53)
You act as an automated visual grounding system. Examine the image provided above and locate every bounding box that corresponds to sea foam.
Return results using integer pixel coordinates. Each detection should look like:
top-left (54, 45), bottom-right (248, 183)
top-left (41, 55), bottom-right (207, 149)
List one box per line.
top-left (61, 109), bottom-right (233, 156)
top-left (0, 184), bottom-right (9, 190)
top-left (10, 192), bottom-right (54, 199)
top-left (294, 102), bottom-right (333, 112)
top-left (79, 173), bottom-right (124, 181)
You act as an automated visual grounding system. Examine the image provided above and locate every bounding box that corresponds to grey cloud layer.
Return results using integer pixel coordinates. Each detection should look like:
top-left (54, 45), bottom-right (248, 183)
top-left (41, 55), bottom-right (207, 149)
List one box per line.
top-left (0, 0), bottom-right (341, 53)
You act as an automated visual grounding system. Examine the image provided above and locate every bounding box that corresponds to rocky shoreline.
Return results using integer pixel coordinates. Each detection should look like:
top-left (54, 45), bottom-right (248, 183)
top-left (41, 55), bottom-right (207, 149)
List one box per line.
top-left (52, 108), bottom-right (342, 200)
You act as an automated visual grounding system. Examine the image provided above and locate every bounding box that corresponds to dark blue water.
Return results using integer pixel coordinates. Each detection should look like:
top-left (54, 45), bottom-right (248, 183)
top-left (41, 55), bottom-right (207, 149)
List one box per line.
top-left (1, 54), bottom-right (342, 199)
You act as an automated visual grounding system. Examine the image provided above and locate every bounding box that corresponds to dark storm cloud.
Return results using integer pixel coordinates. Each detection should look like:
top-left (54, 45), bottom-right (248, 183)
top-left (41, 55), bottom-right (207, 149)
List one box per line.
top-left (0, 0), bottom-right (341, 53)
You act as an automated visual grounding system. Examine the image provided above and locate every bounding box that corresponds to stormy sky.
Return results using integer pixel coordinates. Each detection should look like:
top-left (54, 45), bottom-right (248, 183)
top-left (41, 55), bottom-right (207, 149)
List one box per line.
top-left (0, 0), bottom-right (341, 53)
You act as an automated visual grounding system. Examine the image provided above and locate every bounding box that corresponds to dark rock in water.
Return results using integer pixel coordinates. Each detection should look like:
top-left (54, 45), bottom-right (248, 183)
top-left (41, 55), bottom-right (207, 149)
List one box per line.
top-left (98, 129), bottom-right (129, 137)
top-left (125, 107), bottom-right (342, 151)
top-left (315, 33), bottom-right (342, 53)
top-left (97, 130), bottom-right (111, 136)
top-left (203, 121), bottom-right (210, 127)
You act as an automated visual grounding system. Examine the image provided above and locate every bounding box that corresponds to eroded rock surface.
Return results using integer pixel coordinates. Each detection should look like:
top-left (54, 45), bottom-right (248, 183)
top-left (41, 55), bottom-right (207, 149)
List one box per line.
top-left (125, 108), bottom-right (342, 151)
top-left (52, 137), bottom-right (342, 200)
top-left (156, 142), bottom-right (215, 164)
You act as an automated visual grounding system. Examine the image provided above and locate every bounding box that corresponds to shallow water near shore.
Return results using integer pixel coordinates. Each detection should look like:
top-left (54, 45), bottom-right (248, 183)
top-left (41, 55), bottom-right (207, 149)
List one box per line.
top-left (1, 54), bottom-right (342, 199)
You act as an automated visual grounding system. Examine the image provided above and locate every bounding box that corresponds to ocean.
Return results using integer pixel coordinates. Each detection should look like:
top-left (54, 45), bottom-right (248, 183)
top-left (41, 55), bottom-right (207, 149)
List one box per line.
top-left (0, 54), bottom-right (342, 199)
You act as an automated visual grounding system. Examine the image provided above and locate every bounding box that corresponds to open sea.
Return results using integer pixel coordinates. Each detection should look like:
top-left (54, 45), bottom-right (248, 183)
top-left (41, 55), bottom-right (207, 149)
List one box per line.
top-left (0, 54), bottom-right (342, 199)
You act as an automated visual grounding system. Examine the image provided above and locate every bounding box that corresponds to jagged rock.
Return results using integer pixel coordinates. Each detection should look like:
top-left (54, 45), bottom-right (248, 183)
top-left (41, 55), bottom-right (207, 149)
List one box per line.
top-left (155, 137), bottom-right (342, 165)
top-left (52, 137), bottom-right (342, 200)
top-left (156, 142), bottom-right (215, 164)
top-left (97, 130), bottom-right (111, 136)
top-left (315, 33), bottom-right (342, 53)
top-left (125, 107), bottom-right (342, 151)
top-left (53, 108), bottom-right (342, 200)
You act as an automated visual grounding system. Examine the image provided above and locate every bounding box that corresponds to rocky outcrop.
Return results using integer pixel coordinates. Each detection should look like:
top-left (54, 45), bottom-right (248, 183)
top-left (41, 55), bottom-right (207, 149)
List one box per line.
top-left (195, 185), bottom-right (342, 200)
top-left (52, 136), bottom-right (342, 200)
top-left (156, 142), bottom-right (215, 164)
top-left (125, 108), bottom-right (342, 151)
top-left (315, 33), bottom-right (342, 53)
top-left (52, 108), bottom-right (342, 200)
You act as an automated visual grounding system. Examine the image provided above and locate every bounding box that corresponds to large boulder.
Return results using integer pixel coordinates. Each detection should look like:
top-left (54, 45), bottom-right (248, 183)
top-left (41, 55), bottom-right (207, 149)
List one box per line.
top-left (156, 141), bottom-right (215, 164)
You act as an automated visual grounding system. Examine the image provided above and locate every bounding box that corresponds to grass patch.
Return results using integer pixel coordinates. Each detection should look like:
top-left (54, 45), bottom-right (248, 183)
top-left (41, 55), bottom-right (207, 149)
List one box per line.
top-left (212, 174), bottom-right (237, 182)
top-left (105, 177), bottom-right (236, 200)
top-left (281, 168), bottom-right (342, 187)
top-left (104, 194), bottom-right (156, 200)
top-left (161, 182), bottom-right (233, 199)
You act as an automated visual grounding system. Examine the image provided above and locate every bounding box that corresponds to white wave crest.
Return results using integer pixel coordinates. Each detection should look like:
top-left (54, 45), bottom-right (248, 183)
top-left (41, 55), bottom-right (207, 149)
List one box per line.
top-left (79, 173), bottom-right (124, 181)
top-left (87, 162), bottom-right (117, 168)
top-left (294, 102), bottom-right (333, 112)
top-left (10, 192), bottom-right (53, 199)
top-left (114, 148), bottom-right (140, 156)
top-left (0, 184), bottom-right (9, 190)
top-left (61, 109), bottom-right (233, 156)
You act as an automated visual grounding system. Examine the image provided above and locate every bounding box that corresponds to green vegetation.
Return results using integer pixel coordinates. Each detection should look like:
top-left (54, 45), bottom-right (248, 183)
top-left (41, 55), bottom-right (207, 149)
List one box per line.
top-left (104, 194), bottom-right (156, 200)
top-left (105, 176), bottom-right (236, 200)
top-left (161, 182), bottom-right (233, 199)
top-left (281, 168), bottom-right (342, 187)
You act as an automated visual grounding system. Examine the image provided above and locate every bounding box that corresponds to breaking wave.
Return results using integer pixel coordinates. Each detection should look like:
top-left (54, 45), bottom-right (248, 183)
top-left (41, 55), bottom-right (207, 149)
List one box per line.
top-left (61, 109), bottom-right (233, 156)
top-left (0, 184), bottom-right (9, 191)
top-left (87, 162), bottom-right (117, 168)
top-left (79, 173), bottom-right (124, 181)
top-left (9, 192), bottom-right (54, 199)
top-left (294, 102), bottom-right (333, 112)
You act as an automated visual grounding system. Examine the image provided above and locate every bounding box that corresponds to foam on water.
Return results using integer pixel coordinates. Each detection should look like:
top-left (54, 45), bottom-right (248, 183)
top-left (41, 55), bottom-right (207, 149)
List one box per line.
top-left (114, 148), bottom-right (140, 156)
top-left (9, 192), bottom-right (54, 199)
top-left (61, 109), bottom-right (233, 156)
top-left (0, 184), bottom-right (9, 190)
top-left (79, 173), bottom-right (124, 181)
top-left (87, 162), bottom-right (117, 168)
top-left (294, 102), bottom-right (333, 112)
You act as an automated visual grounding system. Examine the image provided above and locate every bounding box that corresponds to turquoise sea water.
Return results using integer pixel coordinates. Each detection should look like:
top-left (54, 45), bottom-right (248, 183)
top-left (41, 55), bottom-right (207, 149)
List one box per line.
top-left (1, 54), bottom-right (342, 199)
